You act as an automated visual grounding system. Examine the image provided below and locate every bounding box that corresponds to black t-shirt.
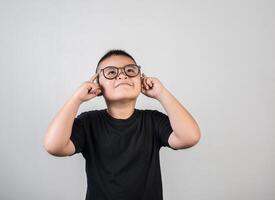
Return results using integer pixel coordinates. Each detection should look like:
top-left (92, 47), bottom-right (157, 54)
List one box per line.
top-left (70, 108), bottom-right (177, 200)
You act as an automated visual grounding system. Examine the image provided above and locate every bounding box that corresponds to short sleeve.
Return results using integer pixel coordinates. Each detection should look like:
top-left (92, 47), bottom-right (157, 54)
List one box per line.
top-left (153, 110), bottom-right (175, 149)
top-left (70, 112), bottom-right (87, 155)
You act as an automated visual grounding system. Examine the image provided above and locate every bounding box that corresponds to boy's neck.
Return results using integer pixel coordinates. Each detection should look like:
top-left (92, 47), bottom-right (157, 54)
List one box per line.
top-left (105, 99), bottom-right (136, 119)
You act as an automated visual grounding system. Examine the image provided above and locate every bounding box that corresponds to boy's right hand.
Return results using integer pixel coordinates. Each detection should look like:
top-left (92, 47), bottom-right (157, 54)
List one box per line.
top-left (72, 72), bottom-right (102, 103)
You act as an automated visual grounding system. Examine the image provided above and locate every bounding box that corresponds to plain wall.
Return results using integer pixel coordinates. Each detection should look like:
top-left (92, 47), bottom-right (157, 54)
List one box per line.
top-left (0, 0), bottom-right (274, 199)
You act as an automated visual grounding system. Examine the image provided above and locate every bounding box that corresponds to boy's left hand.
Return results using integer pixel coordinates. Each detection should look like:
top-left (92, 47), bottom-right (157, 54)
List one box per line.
top-left (141, 73), bottom-right (166, 100)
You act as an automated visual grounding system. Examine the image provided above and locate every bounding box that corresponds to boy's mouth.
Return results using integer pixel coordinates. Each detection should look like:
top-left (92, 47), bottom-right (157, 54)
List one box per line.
top-left (115, 82), bottom-right (133, 88)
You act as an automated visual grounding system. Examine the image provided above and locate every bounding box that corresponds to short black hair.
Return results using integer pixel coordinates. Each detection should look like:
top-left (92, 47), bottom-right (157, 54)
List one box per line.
top-left (95, 49), bottom-right (136, 73)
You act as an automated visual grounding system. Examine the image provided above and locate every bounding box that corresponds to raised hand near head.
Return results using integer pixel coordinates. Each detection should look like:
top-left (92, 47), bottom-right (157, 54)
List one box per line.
top-left (72, 72), bottom-right (102, 103)
top-left (141, 73), bottom-right (166, 100)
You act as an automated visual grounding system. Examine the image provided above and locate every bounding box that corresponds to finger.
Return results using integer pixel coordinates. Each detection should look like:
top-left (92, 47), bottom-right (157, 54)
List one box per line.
top-left (146, 78), bottom-right (153, 87)
top-left (90, 88), bottom-right (101, 95)
top-left (88, 72), bottom-right (99, 83)
top-left (95, 88), bottom-right (102, 96)
top-left (97, 88), bottom-right (102, 94)
top-left (142, 73), bottom-right (147, 78)
top-left (141, 74), bottom-right (147, 86)
top-left (144, 77), bottom-right (152, 89)
top-left (141, 73), bottom-right (147, 82)
top-left (142, 73), bottom-right (152, 88)
top-left (149, 79), bottom-right (154, 87)
top-left (96, 89), bottom-right (103, 96)
top-left (88, 85), bottom-right (100, 94)
top-left (142, 77), bottom-right (149, 89)
top-left (88, 91), bottom-right (98, 98)
top-left (141, 86), bottom-right (146, 94)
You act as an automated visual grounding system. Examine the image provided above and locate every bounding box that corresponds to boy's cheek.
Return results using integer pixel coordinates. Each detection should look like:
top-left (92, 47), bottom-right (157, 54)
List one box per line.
top-left (136, 82), bottom-right (142, 92)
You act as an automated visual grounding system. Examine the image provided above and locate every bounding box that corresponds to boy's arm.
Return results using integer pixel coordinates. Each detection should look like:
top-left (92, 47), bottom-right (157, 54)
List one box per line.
top-left (157, 89), bottom-right (201, 149)
top-left (43, 73), bottom-right (101, 156)
top-left (43, 96), bottom-right (82, 156)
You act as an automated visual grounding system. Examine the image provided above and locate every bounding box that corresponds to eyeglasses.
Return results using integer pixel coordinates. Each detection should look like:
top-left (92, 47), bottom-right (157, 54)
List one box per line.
top-left (99, 64), bottom-right (141, 80)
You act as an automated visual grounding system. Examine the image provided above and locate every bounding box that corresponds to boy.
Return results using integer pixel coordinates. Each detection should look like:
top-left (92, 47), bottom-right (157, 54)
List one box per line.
top-left (43, 49), bottom-right (201, 200)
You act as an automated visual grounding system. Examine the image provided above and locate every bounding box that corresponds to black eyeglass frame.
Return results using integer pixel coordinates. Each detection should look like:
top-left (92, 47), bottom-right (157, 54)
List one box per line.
top-left (99, 64), bottom-right (141, 80)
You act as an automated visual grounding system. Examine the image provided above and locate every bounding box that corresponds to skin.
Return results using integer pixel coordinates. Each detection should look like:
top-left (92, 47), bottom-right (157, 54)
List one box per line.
top-left (96, 55), bottom-right (142, 119)
top-left (43, 55), bottom-right (201, 156)
top-left (96, 55), bottom-right (201, 150)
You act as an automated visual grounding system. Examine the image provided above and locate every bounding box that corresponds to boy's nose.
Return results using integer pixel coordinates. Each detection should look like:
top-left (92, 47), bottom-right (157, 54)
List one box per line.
top-left (116, 69), bottom-right (128, 79)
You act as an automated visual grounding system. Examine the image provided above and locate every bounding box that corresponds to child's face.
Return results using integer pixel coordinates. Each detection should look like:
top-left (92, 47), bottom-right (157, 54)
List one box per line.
top-left (97, 55), bottom-right (142, 102)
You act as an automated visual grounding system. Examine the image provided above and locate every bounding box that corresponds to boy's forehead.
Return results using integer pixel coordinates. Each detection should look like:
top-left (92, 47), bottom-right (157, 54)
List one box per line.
top-left (98, 55), bottom-right (136, 71)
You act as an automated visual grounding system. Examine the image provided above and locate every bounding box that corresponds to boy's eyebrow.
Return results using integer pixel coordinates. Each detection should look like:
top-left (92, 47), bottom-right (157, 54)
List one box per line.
top-left (102, 63), bottom-right (137, 69)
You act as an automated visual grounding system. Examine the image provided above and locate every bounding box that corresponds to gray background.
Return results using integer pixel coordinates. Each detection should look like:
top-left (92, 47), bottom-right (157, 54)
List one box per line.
top-left (0, 0), bottom-right (274, 199)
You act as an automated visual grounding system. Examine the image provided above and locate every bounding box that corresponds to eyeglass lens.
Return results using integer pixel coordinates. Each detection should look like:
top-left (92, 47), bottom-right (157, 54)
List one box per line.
top-left (103, 65), bottom-right (139, 79)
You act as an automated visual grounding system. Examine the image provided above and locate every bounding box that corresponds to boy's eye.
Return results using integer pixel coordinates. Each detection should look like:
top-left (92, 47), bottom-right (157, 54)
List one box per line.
top-left (126, 69), bottom-right (134, 73)
top-left (107, 71), bottom-right (116, 75)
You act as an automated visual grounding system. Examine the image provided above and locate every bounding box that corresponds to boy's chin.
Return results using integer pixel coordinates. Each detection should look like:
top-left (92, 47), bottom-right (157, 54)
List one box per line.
top-left (105, 93), bottom-right (140, 102)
